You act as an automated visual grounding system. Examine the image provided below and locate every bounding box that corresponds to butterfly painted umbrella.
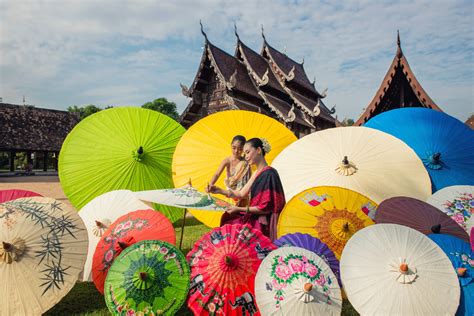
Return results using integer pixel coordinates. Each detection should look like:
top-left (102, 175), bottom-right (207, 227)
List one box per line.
top-left (0, 197), bottom-right (88, 315)
top-left (340, 224), bottom-right (460, 315)
top-left (59, 107), bottom-right (185, 222)
top-left (186, 224), bottom-right (276, 315)
top-left (277, 186), bottom-right (375, 259)
top-left (104, 240), bottom-right (190, 316)
top-left (364, 108), bottom-right (474, 192)
top-left (0, 189), bottom-right (42, 203)
top-left (172, 110), bottom-right (297, 227)
top-left (255, 246), bottom-right (342, 315)
top-left (92, 209), bottom-right (175, 294)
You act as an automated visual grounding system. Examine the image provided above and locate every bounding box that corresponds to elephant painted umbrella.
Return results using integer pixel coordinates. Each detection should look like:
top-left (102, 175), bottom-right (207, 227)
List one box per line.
top-left (0, 189), bottom-right (42, 203)
top-left (92, 209), bottom-right (176, 294)
top-left (255, 246), bottom-right (342, 315)
top-left (0, 197), bottom-right (88, 315)
top-left (375, 196), bottom-right (469, 242)
top-left (340, 224), bottom-right (460, 315)
top-left (59, 107), bottom-right (185, 222)
top-left (364, 108), bottom-right (474, 192)
top-left (104, 240), bottom-right (190, 316)
top-left (277, 186), bottom-right (375, 259)
top-left (428, 234), bottom-right (473, 316)
top-left (186, 223), bottom-right (276, 316)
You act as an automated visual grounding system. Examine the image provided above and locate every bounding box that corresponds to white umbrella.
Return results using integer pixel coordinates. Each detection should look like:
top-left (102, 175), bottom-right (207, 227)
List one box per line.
top-left (340, 224), bottom-right (460, 315)
top-left (79, 190), bottom-right (149, 281)
top-left (0, 197), bottom-right (88, 316)
top-left (255, 246), bottom-right (342, 315)
top-left (271, 126), bottom-right (432, 204)
top-left (427, 185), bottom-right (473, 233)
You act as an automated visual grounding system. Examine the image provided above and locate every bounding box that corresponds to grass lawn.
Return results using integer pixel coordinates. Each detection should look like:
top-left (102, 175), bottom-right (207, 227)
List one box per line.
top-left (45, 216), bottom-right (359, 315)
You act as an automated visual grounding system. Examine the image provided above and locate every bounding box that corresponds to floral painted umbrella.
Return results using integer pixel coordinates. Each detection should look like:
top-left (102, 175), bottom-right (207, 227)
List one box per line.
top-left (0, 197), bottom-right (88, 315)
top-left (186, 224), bottom-right (276, 315)
top-left (92, 209), bottom-right (175, 294)
top-left (0, 189), bottom-right (42, 203)
top-left (104, 240), bottom-right (190, 316)
top-left (255, 246), bottom-right (342, 315)
top-left (277, 186), bottom-right (375, 259)
top-left (427, 185), bottom-right (474, 233)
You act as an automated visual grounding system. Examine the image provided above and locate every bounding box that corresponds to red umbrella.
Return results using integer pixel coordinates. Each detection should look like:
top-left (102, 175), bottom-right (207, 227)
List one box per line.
top-left (0, 189), bottom-right (42, 203)
top-left (375, 196), bottom-right (469, 242)
top-left (186, 224), bottom-right (276, 316)
top-left (92, 209), bottom-right (176, 294)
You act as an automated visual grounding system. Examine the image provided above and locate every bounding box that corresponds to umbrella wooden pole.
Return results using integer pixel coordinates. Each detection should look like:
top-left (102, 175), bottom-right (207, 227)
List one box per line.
top-left (179, 208), bottom-right (187, 250)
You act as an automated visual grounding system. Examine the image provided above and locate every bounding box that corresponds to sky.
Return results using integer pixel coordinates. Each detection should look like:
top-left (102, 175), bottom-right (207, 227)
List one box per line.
top-left (1, 0), bottom-right (473, 122)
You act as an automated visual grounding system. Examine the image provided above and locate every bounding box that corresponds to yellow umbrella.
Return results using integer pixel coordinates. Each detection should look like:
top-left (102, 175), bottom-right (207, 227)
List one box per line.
top-left (172, 110), bottom-right (297, 227)
top-left (277, 186), bottom-right (376, 258)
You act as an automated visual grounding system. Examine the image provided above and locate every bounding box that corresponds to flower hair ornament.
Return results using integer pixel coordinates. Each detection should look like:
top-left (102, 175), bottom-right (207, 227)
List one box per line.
top-left (260, 138), bottom-right (272, 154)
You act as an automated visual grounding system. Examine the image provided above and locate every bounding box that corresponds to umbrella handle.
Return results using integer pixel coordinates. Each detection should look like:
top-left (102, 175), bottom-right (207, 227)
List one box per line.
top-left (179, 209), bottom-right (187, 250)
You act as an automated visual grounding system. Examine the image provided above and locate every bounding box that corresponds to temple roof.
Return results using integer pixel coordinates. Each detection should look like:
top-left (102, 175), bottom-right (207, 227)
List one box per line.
top-left (466, 115), bottom-right (474, 129)
top-left (258, 92), bottom-right (314, 128)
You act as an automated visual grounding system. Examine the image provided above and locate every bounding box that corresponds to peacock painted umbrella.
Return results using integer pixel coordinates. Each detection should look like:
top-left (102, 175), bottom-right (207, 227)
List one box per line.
top-left (172, 110), bottom-right (297, 228)
top-left (427, 185), bottom-right (474, 234)
top-left (277, 186), bottom-right (375, 259)
top-left (186, 223), bottom-right (276, 316)
top-left (104, 240), bottom-right (190, 316)
top-left (364, 108), bottom-right (474, 192)
top-left (58, 107), bottom-right (185, 222)
top-left (428, 234), bottom-right (473, 316)
top-left (271, 126), bottom-right (432, 204)
top-left (375, 196), bottom-right (469, 242)
top-left (92, 209), bottom-right (176, 294)
top-left (255, 246), bottom-right (342, 315)
top-left (79, 190), bottom-right (149, 281)
top-left (0, 197), bottom-right (88, 315)
top-left (0, 189), bottom-right (42, 203)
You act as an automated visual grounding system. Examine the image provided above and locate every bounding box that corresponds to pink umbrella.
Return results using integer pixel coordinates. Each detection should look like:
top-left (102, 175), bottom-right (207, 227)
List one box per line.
top-left (0, 189), bottom-right (42, 203)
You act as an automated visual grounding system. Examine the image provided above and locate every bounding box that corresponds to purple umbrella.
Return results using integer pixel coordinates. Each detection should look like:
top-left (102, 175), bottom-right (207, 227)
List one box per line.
top-left (275, 232), bottom-right (341, 286)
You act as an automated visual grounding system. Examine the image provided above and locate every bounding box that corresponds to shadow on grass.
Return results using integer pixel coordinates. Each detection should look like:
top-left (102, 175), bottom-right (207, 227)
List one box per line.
top-left (173, 216), bottom-right (208, 228)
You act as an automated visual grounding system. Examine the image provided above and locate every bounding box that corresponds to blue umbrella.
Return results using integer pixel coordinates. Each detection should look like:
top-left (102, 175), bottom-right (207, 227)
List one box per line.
top-left (364, 108), bottom-right (474, 192)
top-left (429, 234), bottom-right (473, 316)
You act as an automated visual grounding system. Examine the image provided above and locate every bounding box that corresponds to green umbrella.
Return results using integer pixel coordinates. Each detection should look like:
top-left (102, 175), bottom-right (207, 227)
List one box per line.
top-left (104, 240), bottom-right (190, 316)
top-left (59, 107), bottom-right (185, 222)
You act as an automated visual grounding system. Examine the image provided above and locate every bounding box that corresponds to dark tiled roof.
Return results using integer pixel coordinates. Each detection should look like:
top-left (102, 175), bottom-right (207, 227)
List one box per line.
top-left (0, 103), bottom-right (79, 151)
top-left (259, 92), bottom-right (314, 128)
top-left (289, 89), bottom-right (335, 123)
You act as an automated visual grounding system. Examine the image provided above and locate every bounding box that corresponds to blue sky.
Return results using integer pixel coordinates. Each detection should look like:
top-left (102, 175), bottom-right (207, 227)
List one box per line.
top-left (1, 0), bottom-right (473, 121)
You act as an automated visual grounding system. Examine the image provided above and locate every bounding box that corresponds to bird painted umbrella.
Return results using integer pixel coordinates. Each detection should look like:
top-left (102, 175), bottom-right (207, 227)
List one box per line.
top-left (59, 107), bottom-right (185, 222)
top-left (271, 126), bottom-right (432, 205)
top-left (172, 110), bottom-right (297, 227)
top-left (277, 186), bottom-right (375, 259)
top-left (79, 190), bottom-right (149, 281)
top-left (0, 197), bottom-right (88, 315)
top-left (427, 185), bottom-right (474, 234)
top-left (340, 224), bottom-right (460, 315)
top-left (255, 246), bottom-right (342, 315)
top-left (375, 196), bottom-right (469, 242)
top-left (104, 240), bottom-right (190, 316)
top-left (92, 209), bottom-right (175, 294)
top-left (186, 223), bottom-right (276, 316)
top-left (0, 189), bottom-right (42, 203)
top-left (428, 234), bottom-right (473, 316)
top-left (364, 108), bottom-right (474, 192)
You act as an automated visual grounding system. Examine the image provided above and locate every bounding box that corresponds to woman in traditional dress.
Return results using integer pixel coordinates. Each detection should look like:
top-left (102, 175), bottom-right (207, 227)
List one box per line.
top-left (207, 138), bottom-right (285, 240)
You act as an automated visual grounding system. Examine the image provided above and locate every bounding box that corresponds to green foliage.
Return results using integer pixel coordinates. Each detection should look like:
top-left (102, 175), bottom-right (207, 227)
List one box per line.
top-left (341, 118), bottom-right (355, 126)
top-left (67, 105), bottom-right (112, 120)
top-left (142, 98), bottom-right (179, 121)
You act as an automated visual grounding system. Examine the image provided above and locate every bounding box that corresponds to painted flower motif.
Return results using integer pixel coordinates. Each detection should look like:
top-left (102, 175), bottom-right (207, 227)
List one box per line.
top-left (104, 236), bottom-right (112, 243)
top-left (126, 309), bottom-right (136, 316)
top-left (208, 302), bottom-right (216, 313)
top-left (116, 305), bottom-right (123, 312)
top-left (305, 263), bottom-right (319, 278)
top-left (316, 273), bottom-right (326, 286)
top-left (135, 312), bottom-right (145, 316)
top-left (453, 213), bottom-right (465, 225)
top-left (275, 264), bottom-right (292, 281)
top-left (105, 249), bottom-right (114, 262)
top-left (288, 258), bottom-right (304, 273)
top-left (135, 221), bottom-right (145, 229)
top-left (160, 247), bottom-right (169, 255)
top-left (122, 220), bottom-right (133, 230)
top-left (114, 223), bottom-right (124, 233)
top-left (272, 278), bottom-right (287, 290)
top-left (455, 202), bottom-right (464, 210)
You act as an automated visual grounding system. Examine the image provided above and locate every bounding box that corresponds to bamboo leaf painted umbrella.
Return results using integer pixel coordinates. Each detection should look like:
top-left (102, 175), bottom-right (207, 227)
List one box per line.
top-left (0, 189), bottom-right (42, 203)
top-left (0, 197), bottom-right (88, 315)
top-left (104, 240), bottom-right (190, 316)
top-left (427, 185), bottom-right (474, 234)
top-left (92, 209), bottom-right (175, 294)
top-left (428, 234), bottom-right (473, 316)
top-left (79, 190), bottom-right (149, 281)
top-left (255, 246), bottom-right (342, 315)
top-left (186, 223), bottom-right (276, 316)
top-left (375, 196), bottom-right (469, 242)
top-left (364, 108), bottom-right (474, 192)
top-left (172, 110), bottom-right (297, 227)
top-left (58, 107), bottom-right (185, 222)
top-left (271, 126), bottom-right (432, 205)
top-left (340, 224), bottom-right (460, 315)
top-left (277, 186), bottom-right (376, 259)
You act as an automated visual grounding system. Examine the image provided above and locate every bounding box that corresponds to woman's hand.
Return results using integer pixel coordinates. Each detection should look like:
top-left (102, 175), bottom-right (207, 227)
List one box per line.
top-left (206, 184), bottom-right (222, 195)
top-left (225, 205), bottom-right (241, 214)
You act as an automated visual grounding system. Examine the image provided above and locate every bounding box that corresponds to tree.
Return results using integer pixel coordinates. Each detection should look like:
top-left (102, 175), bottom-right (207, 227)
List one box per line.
top-left (341, 118), bottom-right (355, 126)
top-left (67, 104), bottom-right (106, 120)
top-left (142, 98), bottom-right (179, 121)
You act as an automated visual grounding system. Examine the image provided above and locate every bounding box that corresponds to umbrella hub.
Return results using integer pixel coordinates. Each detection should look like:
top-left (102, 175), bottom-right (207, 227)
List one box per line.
top-left (92, 219), bottom-right (111, 237)
top-left (132, 146), bottom-right (145, 162)
top-left (303, 282), bottom-right (313, 293)
top-left (457, 267), bottom-right (467, 277)
top-left (390, 259), bottom-right (417, 284)
top-left (430, 224), bottom-right (441, 234)
top-left (221, 254), bottom-right (240, 271)
top-left (335, 156), bottom-right (358, 176)
top-left (423, 151), bottom-right (443, 170)
top-left (399, 263), bottom-right (409, 274)
top-left (0, 238), bottom-right (26, 264)
top-left (133, 267), bottom-right (155, 290)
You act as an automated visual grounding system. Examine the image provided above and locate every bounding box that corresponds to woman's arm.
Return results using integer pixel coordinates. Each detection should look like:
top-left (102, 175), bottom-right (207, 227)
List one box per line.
top-left (226, 205), bottom-right (270, 215)
top-left (207, 158), bottom-right (229, 190)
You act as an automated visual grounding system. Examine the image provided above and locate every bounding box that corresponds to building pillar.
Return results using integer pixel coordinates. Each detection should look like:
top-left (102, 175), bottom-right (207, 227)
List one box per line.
top-left (9, 150), bottom-right (15, 172)
top-left (43, 151), bottom-right (48, 171)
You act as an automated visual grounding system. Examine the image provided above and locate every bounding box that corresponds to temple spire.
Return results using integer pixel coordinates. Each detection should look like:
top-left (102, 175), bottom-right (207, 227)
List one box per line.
top-left (397, 30), bottom-right (403, 57)
top-left (261, 24), bottom-right (267, 42)
top-left (200, 20), bottom-right (209, 43)
top-left (234, 22), bottom-right (240, 41)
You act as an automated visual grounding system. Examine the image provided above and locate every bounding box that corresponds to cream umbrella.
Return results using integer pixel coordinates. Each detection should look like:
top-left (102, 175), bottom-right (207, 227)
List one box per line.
top-left (0, 197), bottom-right (88, 316)
top-left (340, 224), bottom-right (460, 315)
top-left (255, 246), bottom-right (342, 315)
top-left (271, 126), bottom-right (432, 204)
top-left (79, 190), bottom-right (149, 281)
